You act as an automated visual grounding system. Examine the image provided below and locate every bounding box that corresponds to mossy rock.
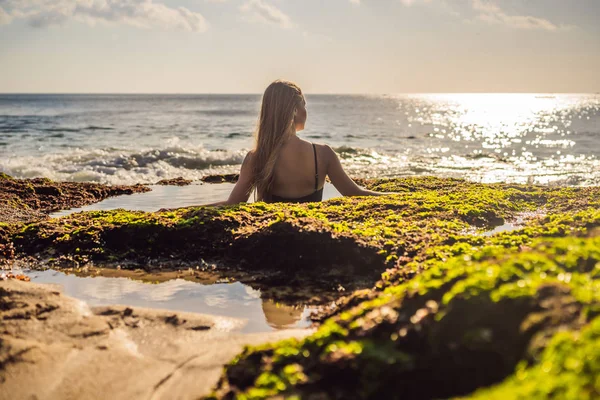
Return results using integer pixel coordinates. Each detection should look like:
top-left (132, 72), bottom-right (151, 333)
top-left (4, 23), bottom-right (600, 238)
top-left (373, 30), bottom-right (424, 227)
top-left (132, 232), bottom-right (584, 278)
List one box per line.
top-left (208, 233), bottom-right (600, 399)
top-left (9, 178), bottom-right (599, 277)
top-left (0, 173), bottom-right (150, 224)
top-left (464, 314), bottom-right (600, 400)
top-left (0, 172), bottom-right (14, 181)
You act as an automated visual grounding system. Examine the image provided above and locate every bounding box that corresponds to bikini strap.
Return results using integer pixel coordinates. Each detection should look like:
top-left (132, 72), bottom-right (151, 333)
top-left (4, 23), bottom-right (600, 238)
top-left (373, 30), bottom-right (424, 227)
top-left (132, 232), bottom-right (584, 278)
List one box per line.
top-left (312, 143), bottom-right (318, 191)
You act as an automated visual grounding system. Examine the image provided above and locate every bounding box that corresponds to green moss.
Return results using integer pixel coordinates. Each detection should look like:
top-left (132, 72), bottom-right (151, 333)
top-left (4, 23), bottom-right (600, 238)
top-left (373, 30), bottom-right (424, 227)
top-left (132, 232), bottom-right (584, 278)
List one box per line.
top-left (210, 234), bottom-right (600, 399)
top-left (11, 179), bottom-right (599, 271)
top-left (464, 315), bottom-right (600, 400)
top-left (0, 172), bottom-right (14, 181)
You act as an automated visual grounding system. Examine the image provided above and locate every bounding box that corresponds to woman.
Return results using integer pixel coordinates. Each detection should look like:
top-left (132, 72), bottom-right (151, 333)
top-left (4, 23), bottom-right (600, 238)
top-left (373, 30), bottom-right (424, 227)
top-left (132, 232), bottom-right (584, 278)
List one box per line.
top-left (209, 80), bottom-right (387, 206)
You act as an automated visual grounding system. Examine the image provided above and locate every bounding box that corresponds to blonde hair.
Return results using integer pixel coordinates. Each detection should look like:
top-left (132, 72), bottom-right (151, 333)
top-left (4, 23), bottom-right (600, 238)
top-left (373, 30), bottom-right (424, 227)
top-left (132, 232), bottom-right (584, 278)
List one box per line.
top-left (251, 80), bottom-right (304, 201)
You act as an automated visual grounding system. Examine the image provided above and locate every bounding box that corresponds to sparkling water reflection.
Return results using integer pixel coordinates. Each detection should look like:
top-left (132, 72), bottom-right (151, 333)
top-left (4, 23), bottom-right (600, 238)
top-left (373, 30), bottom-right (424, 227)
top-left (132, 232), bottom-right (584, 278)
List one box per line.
top-left (393, 93), bottom-right (600, 184)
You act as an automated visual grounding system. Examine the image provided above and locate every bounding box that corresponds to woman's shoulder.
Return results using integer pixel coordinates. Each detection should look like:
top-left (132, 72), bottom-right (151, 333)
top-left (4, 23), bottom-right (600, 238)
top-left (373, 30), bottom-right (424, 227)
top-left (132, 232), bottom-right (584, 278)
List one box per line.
top-left (312, 143), bottom-right (338, 170)
top-left (294, 138), bottom-right (332, 156)
top-left (308, 142), bottom-right (332, 151)
top-left (246, 149), bottom-right (260, 159)
top-left (313, 143), bottom-right (336, 157)
top-left (241, 150), bottom-right (256, 167)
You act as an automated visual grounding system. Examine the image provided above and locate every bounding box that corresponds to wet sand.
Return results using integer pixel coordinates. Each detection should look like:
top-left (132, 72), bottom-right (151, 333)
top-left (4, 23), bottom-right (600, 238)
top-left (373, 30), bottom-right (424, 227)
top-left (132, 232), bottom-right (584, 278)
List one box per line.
top-left (0, 279), bottom-right (311, 400)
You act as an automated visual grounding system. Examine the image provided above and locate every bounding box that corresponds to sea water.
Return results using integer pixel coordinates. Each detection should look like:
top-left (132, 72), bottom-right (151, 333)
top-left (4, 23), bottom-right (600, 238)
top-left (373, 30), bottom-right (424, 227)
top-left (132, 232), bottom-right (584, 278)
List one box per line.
top-left (1, 93), bottom-right (598, 188)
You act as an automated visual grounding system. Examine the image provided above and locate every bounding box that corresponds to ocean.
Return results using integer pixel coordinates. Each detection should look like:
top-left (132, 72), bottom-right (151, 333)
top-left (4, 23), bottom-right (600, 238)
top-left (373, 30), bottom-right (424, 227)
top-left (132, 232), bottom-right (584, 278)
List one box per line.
top-left (1, 93), bottom-right (599, 188)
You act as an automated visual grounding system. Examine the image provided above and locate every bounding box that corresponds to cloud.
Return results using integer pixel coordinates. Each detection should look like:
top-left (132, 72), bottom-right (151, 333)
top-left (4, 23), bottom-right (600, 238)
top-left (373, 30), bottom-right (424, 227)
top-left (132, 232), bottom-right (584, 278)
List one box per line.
top-left (471, 0), bottom-right (563, 31)
top-left (395, 0), bottom-right (565, 31)
top-left (0, 6), bottom-right (12, 24)
top-left (399, 0), bottom-right (433, 6)
top-left (240, 0), bottom-right (292, 29)
top-left (0, 0), bottom-right (208, 32)
top-left (400, 0), bottom-right (419, 5)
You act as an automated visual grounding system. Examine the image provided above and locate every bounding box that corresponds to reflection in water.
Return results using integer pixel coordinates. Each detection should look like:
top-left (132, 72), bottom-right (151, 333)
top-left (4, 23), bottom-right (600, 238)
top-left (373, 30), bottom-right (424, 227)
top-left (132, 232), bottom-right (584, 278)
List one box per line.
top-left (261, 300), bottom-right (308, 330)
top-left (23, 269), bottom-right (313, 333)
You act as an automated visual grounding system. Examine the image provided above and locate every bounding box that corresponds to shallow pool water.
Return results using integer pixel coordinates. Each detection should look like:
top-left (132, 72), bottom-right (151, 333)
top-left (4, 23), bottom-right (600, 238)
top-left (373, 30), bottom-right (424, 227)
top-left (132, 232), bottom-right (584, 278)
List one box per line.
top-left (481, 212), bottom-right (541, 237)
top-left (21, 268), bottom-right (315, 333)
top-left (481, 221), bottom-right (520, 236)
top-left (50, 182), bottom-right (343, 218)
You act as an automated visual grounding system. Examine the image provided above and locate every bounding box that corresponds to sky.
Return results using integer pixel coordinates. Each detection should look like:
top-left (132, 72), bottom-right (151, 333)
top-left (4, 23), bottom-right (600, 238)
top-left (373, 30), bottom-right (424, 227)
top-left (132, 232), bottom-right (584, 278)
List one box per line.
top-left (0, 0), bottom-right (599, 93)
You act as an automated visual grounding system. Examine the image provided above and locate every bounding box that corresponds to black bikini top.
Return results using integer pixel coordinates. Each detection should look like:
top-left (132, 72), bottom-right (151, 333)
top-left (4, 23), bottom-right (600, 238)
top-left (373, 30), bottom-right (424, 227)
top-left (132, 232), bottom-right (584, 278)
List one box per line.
top-left (269, 143), bottom-right (323, 204)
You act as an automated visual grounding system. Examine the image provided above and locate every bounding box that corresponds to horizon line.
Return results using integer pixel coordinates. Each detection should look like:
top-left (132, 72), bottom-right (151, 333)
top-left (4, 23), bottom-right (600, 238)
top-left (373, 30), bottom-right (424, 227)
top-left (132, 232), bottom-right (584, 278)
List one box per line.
top-left (0, 91), bottom-right (598, 96)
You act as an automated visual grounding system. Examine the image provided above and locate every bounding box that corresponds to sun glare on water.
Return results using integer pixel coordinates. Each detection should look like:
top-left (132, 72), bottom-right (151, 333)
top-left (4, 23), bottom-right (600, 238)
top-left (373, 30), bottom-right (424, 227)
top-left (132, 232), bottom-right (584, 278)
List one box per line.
top-left (395, 93), bottom-right (600, 185)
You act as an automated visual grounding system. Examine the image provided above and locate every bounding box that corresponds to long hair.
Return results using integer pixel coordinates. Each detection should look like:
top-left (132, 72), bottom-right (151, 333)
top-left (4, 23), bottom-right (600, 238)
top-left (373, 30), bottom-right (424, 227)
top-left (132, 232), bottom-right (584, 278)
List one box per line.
top-left (252, 80), bottom-right (304, 201)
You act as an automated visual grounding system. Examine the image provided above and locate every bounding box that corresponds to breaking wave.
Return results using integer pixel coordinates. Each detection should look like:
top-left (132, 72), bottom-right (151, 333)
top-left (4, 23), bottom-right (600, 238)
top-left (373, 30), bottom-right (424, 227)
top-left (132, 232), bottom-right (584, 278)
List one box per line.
top-left (1, 144), bottom-right (246, 185)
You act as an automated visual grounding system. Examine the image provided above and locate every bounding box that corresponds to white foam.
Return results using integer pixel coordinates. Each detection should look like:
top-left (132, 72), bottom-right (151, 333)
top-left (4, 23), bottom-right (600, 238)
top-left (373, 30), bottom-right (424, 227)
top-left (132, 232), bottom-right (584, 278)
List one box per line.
top-left (1, 144), bottom-right (246, 185)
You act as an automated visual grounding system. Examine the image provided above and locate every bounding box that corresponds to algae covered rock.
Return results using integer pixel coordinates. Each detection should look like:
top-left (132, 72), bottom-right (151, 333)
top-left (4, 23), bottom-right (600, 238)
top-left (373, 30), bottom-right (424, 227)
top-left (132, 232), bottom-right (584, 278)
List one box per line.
top-left (208, 230), bottom-right (600, 399)
top-left (0, 173), bottom-right (149, 224)
top-left (464, 314), bottom-right (600, 400)
top-left (9, 178), bottom-right (598, 274)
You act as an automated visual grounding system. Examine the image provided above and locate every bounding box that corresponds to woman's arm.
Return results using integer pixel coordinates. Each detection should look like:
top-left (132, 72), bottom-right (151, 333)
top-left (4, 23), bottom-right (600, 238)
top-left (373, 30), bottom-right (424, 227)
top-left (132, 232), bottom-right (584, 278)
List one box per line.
top-left (324, 145), bottom-right (390, 197)
top-left (203, 152), bottom-right (255, 207)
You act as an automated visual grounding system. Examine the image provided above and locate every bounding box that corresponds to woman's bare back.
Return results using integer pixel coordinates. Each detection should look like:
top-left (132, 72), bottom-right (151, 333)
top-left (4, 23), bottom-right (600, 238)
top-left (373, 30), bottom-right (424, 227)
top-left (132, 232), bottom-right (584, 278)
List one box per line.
top-left (270, 137), bottom-right (326, 199)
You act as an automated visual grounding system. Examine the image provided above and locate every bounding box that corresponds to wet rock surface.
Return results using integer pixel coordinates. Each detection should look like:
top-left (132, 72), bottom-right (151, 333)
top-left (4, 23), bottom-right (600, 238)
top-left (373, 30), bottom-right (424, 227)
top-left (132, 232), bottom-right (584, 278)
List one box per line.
top-left (201, 173), bottom-right (239, 184)
top-left (0, 172), bottom-right (149, 224)
top-left (0, 173), bottom-right (150, 268)
top-left (155, 177), bottom-right (193, 186)
top-left (1, 174), bottom-right (599, 399)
